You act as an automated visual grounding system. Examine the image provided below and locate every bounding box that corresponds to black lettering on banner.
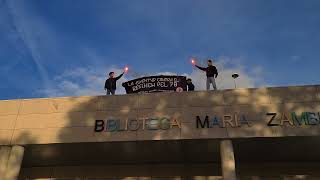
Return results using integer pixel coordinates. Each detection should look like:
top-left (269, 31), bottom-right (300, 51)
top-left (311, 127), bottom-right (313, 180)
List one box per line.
top-left (94, 120), bottom-right (105, 132)
top-left (196, 116), bottom-right (209, 128)
top-left (267, 113), bottom-right (278, 126)
top-left (122, 75), bottom-right (187, 94)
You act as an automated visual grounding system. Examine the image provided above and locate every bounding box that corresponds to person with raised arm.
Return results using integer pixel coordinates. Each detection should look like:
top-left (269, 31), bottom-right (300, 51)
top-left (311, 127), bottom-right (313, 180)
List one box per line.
top-left (104, 67), bottom-right (128, 95)
top-left (192, 59), bottom-right (218, 90)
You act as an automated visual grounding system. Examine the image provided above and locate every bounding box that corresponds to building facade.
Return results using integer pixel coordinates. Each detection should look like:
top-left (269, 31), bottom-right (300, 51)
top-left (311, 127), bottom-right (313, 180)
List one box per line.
top-left (1, 85), bottom-right (320, 180)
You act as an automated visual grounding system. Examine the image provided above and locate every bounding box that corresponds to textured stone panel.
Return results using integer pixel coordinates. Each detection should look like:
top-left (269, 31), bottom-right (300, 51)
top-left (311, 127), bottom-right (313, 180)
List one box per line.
top-left (0, 100), bottom-right (20, 115)
top-left (0, 130), bottom-right (13, 145)
top-left (136, 128), bottom-right (181, 141)
top-left (138, 93), bottom-right (182, 109)
top-left (20, 99), bottom-right (56, 114)
top-left (16, 112), bottom-right (96, 129)
top-left (49, 96), bottom-right (101, 113)
top-left (181, 122), bottom-right (228, 139)
top-left (100, 94), bottom-right (139, 110)
top-left (183, 91), bottom-right (225, 107)
top-left (268, 86), bottom-right (317, 104)
top-left (0, 115), bottom-right (17, 130)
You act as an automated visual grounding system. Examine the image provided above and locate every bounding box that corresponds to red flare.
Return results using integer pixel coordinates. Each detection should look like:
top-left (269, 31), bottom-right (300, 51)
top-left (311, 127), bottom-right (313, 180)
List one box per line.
top-left (124, 66), bottom-right (129, 73)
top-left (191, 59), bottom-right (196, 65)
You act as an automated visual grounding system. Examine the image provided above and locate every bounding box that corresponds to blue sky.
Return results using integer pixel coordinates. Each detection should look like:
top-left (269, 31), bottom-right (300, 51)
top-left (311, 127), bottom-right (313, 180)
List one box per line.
top-left (1, 0), bottom-right (320, 100)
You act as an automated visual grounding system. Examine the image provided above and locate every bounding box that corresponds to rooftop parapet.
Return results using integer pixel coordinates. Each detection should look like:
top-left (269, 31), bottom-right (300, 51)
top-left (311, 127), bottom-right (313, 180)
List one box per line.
top-left (0, 85), bottom-right (319, 145)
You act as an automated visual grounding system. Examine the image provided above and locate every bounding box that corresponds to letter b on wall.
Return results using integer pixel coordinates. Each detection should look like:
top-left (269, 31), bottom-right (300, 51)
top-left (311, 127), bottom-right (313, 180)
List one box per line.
top-left (95, 120), bottom-right (105, 132)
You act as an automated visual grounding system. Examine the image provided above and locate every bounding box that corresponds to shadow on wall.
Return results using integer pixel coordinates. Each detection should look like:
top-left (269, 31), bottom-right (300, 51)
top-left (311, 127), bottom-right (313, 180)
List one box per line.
top-left (9, 100), bottom-right (38, 180)
top-left (58, 85), bottom-right (320, 141)
top-left (52, 85), bottom-right (320, 176)
top-left (1, 131), bottom-right (37, 179)
top-left (0, 98), bottom-right (45, 179)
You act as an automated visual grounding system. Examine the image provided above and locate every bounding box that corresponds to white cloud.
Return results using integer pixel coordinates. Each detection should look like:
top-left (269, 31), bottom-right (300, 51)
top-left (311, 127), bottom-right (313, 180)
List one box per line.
top-left (155, 72), bottom-right (178, 76)
top-left (40, 57), bottom-right (265, 97)
top-left (3, 1), bottom-right (266, 98)
top-left (39, 66), bottom-right (129, 97)
top-left (184, 57), bottom-right (264, 90)
top-left (5, 0), bottom-right (63, 90)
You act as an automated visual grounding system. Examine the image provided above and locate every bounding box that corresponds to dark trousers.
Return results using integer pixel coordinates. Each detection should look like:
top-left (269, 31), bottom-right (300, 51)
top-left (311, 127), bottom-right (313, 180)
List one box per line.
top-left (106, 89), bottom-right (116, 95)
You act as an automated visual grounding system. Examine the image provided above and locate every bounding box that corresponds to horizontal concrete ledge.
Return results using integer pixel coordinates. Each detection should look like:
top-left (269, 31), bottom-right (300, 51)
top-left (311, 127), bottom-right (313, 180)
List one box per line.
top-left (1, 84), bottom-right (319, 113)
top-left (0, 85), bottom-right (319, 145)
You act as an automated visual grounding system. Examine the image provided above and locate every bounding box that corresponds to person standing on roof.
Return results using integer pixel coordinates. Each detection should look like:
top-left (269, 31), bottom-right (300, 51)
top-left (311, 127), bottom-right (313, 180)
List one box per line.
top-left (187, 78), bottom-right (195, 91)
top-left (193, 59), bottom-right (218, 90)
top-left (104, 71), bottom-right (124, 95)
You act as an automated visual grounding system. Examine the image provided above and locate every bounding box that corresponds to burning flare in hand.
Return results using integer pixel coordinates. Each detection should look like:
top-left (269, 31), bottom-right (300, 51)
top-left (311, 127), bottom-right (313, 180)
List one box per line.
top-left (191, 58), bottom-right (197, 66)
top-left (124, 66), bottom-right (129, 73)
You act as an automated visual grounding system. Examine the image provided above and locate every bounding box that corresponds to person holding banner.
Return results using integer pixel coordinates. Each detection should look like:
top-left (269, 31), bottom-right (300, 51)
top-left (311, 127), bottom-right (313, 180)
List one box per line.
top-left (104, 67), bottom-right (128, 95)
top-left (192, 59), bottom-right (218, 90)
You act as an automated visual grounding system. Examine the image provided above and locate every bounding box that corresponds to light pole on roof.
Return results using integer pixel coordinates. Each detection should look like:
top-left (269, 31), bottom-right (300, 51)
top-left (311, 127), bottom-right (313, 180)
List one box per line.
top-left (232, 73), bottom-right (239, 89)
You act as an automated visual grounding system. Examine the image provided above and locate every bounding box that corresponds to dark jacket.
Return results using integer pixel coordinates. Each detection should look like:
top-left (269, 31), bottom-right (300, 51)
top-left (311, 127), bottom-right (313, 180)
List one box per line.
top-left (195, 65), bottom-right (218, 78)
top-left (187, 83), bottom-right (195, 91)
top-left (104, 73), bottom-right (124, 90)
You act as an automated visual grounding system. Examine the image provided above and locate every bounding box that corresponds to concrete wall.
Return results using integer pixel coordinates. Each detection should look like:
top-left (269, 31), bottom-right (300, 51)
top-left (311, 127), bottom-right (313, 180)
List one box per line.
top-left (0, 85), bottom-right (320, 145)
